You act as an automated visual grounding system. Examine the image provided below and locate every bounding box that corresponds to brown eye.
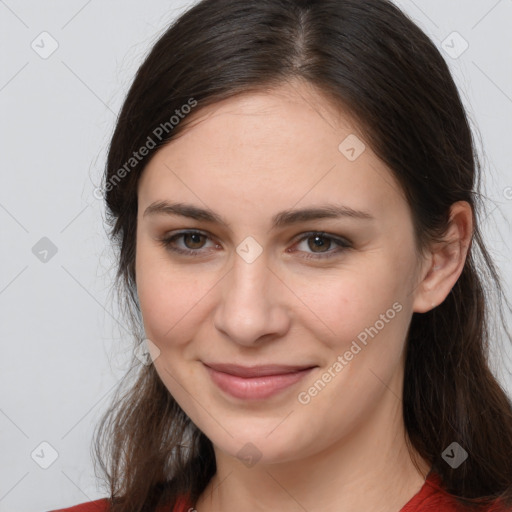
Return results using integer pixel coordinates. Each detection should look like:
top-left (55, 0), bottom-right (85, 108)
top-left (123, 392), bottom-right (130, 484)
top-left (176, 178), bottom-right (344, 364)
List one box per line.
top-left (306, 235), bottom-right (333, 253)
top-left (157, 230), bottom-right (217, 256)
top-left (182, 232), bottom-right (207, 249)
top-left (293, 232), bottom-right (352, 260)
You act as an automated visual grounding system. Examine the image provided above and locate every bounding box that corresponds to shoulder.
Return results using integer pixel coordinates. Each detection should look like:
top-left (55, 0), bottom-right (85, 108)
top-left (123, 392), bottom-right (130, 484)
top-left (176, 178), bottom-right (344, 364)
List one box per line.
top-left (49, 498), bottom-right (109, 512)
top-left (48, 495), bottom-right (192, 512)
top-left (401, 471), bottom-right (508, 512)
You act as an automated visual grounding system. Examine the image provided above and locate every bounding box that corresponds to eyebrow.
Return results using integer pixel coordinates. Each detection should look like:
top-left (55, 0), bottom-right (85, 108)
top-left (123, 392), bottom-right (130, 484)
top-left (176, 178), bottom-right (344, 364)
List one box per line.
top-left (143, 200), bottom-right (374, 229)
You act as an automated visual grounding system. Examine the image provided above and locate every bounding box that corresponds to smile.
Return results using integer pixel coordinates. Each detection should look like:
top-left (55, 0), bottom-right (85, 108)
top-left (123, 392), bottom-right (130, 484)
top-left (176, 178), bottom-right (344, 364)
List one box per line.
top-left (203, 363), bottom-right (316, 400)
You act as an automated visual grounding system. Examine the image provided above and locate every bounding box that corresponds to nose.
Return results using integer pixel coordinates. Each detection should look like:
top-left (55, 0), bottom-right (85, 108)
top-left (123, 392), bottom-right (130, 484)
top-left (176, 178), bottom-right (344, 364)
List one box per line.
top-left (213, 250), bottom-right (291, 347)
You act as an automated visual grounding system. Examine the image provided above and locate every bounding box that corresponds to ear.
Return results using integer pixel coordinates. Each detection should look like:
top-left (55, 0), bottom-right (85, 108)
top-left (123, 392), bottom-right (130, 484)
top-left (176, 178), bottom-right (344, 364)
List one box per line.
top-left (412, 201), bottom-right (473, 313)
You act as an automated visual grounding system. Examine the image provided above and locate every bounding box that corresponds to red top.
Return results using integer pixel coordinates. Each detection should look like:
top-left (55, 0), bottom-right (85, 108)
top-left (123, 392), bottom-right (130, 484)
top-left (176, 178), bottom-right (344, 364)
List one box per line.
top-left (49, 471), bottom-right (505, 512)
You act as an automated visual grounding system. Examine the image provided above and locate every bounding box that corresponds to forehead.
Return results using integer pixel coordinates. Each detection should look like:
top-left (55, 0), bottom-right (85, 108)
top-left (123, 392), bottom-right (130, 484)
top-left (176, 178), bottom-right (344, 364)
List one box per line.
top-left (138, 82), bottom-right (406, 223)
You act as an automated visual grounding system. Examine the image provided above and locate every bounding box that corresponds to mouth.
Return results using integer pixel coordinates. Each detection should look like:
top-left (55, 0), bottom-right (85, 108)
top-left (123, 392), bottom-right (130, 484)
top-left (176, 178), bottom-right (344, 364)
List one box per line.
top-left (203, 362), bottom-right (317, 400)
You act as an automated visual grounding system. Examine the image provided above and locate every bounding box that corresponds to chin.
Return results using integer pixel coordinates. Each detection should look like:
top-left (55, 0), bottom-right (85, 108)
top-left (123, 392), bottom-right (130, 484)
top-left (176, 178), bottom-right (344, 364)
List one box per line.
top-left (204, 420), bottom-right (310, 467)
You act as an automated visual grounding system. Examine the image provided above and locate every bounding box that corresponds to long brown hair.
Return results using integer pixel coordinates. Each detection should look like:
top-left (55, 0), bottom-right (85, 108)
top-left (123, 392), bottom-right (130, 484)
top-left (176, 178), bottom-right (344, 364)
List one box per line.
top-left (92, 0), bottom-right (512, 510)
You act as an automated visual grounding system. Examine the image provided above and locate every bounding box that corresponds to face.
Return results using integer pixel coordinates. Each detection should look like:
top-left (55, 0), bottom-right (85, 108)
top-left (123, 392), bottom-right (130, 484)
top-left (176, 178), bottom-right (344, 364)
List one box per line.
top-left (135, 80), bottom-right (426, 465)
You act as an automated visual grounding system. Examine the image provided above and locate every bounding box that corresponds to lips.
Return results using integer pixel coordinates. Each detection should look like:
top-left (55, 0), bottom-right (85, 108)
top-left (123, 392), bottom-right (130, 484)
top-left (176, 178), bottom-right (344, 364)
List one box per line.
top-left (203, 362), bottom-right (317, 400)
top-left (203, 362), bottom-right (316, 378)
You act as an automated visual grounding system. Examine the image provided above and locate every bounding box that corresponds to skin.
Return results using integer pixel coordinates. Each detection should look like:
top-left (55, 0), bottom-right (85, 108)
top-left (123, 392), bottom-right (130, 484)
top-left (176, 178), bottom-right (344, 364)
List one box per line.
top-left (135, 79), bottom-right (473, 512)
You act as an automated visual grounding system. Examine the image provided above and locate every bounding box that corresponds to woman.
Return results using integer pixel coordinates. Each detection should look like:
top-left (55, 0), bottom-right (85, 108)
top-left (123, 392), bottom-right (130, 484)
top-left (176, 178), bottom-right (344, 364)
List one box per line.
top-left (52, 0), bottom-right (512, 510)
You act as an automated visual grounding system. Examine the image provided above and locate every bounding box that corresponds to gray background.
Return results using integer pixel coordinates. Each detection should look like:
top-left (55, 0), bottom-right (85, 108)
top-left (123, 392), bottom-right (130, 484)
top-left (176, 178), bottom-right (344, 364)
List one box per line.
top-left (1, 1), bottom-right (511, 510)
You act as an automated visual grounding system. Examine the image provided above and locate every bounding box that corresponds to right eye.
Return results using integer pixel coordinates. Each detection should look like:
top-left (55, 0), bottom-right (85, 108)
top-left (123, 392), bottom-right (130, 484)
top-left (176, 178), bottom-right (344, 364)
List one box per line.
top-left (157, 230), bottom-right (219, 256)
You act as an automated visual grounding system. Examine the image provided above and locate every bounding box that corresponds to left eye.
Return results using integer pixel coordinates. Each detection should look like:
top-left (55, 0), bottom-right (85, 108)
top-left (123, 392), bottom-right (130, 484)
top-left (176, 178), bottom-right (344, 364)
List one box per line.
top-left (157, 230), bottom-right (352, 260)
top-left (292, 232), bottom-right (351, 259)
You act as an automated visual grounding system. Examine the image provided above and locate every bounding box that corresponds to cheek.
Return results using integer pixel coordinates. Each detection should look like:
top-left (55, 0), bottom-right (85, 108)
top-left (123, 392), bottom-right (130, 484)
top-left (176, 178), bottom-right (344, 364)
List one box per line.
top-left (294, 261), bottom-right (407, 350)
top-left (293, 270), bottom-right (410, 419)
top-left (135, 245), bottom-right (215, 347)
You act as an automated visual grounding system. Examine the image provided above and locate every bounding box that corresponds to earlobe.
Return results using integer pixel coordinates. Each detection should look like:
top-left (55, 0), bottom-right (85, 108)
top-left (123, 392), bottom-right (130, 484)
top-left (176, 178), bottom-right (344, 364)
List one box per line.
top-left (412, 201), bottom-right (473, 314)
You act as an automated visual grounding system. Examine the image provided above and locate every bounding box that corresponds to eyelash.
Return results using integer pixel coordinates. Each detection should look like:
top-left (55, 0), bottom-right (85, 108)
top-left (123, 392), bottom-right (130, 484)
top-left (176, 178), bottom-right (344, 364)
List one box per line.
top-left (156, 230), bottom-right (352, 260)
